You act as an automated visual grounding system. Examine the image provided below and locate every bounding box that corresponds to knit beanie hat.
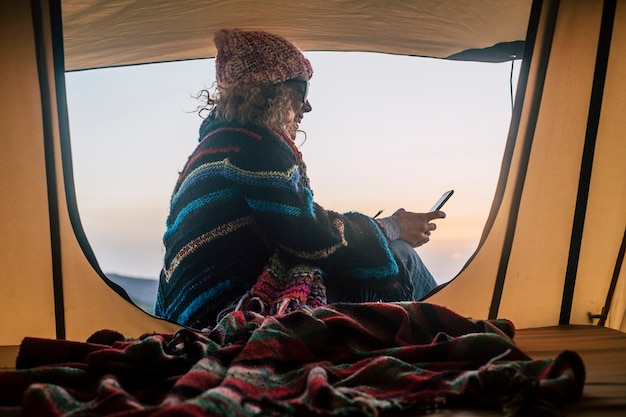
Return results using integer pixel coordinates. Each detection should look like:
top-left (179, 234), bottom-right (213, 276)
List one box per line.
top-left (214, 29), bottom-right (313, 87)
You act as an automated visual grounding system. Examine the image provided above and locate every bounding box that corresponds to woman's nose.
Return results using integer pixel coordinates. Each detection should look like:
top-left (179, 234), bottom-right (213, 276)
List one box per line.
top-left (303, 100), bottom-right (312, 113)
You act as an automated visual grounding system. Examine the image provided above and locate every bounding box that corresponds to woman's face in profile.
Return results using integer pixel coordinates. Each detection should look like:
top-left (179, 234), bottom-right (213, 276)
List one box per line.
top-left (284, 79), bottom-right (312, 138)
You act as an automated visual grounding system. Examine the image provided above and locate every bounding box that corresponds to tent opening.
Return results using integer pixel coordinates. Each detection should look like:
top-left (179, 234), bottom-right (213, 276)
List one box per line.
top-left (65, 52), bottom-right (521, 313)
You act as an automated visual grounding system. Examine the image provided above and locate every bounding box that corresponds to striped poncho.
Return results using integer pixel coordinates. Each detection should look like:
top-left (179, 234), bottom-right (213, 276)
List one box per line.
top-left (155, 119), bottom-right (412, 328)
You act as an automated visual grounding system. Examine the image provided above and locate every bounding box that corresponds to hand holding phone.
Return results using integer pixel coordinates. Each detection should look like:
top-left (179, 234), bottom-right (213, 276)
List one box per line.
top-left (429, 190), bottom-right (454, 212)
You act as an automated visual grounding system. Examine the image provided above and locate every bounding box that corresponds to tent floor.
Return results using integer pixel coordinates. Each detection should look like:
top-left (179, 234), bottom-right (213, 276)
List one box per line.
top-left (1, 325), bottom-right (624, 415)
top-left (0, 346), bottom-right (18, 371)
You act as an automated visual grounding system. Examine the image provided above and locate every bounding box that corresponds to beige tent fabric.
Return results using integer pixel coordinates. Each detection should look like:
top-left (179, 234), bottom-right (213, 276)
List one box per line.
top-left (61, 0), bottom-right (532, 70)
top-left (430, 0), bottom-right (626, 330)
top-left (0, 1), bottom-right (181, 353)
top-left (0, 0), bottom-right (57, 345)
top-left (500, 0), bottom-right (606, 326)
top-left (573, 0), bottom-right (626, 331)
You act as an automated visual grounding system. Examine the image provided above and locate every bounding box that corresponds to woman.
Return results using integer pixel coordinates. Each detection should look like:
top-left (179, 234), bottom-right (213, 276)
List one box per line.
top-left (155, 29), bottom-right (444, 329)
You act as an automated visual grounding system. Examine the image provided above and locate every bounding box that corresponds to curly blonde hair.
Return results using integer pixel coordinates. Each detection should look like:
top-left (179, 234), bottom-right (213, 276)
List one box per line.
top-left (197, 83), bottom-right (298, 137)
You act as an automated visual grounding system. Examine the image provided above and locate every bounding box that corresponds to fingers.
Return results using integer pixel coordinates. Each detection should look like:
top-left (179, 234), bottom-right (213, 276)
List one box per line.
top-left (428, 210), bottom-right (446, 219)
top-left (393, 208), bottom-right (447, 247)
top-left (425, 222), bottom-right (436, 235)
top-left (395, 208), bottom-right (444, 220)
top-left (412, 236), bottom-right (430, 247)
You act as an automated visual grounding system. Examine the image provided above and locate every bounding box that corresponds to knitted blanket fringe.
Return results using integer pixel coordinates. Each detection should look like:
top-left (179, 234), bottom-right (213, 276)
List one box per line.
top-left (235, 251), bottom-right (327, 316)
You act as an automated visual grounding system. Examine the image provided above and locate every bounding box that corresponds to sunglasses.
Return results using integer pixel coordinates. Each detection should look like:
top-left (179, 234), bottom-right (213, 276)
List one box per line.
top-left (284, 79), bottom-right (309, 103)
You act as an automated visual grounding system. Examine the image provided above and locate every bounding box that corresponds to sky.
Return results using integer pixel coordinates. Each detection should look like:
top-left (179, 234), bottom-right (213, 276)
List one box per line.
top-left (65, 52), bottom-right (520, 285)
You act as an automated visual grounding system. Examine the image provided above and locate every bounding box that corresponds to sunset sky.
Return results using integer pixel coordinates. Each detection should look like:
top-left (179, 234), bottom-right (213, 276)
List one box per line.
top-left (65, 51), bottom-right (520, 284)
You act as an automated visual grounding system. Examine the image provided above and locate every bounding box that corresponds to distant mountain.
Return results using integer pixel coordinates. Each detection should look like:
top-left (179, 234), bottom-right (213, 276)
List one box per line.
top-left (106, 273), bottom-right (158, 313)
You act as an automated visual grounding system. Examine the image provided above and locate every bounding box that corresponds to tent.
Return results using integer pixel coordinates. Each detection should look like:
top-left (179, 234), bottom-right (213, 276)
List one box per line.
top-left (1, 0), bottom-right (624, 414)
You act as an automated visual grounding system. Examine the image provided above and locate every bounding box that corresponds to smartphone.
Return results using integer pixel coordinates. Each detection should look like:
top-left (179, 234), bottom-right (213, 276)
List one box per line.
top-left (429, 190), bottom-right (454, 211)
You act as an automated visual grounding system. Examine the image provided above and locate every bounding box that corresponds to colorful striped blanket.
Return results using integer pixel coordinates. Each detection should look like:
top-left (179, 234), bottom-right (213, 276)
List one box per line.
top-left (0, 302), bottom-right (584, 416)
